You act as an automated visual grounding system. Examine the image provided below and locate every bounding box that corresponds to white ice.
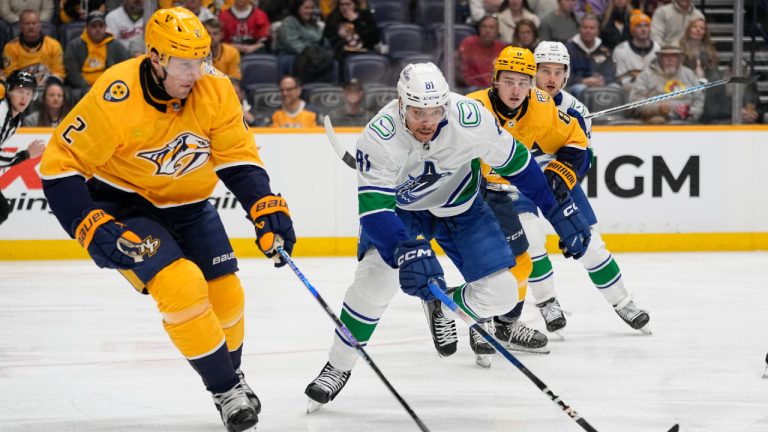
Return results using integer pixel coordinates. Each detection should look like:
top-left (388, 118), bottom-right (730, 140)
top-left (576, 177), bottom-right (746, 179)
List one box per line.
top-left (1, 252), bottom-right (767, 432)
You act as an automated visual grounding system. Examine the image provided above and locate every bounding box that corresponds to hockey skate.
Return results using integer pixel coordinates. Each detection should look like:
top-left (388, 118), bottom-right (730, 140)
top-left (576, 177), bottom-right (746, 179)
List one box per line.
top-left (493, 318), bottom-right (550, 354)
top-left (613, 295), bottom-right (651, 334)
top-left (212, 381), bottom-right (258, 432)
top-left (537, 297), bottom-right (567, 333)
top-left (422, 299), bottom-right (458, 357)
top-left (236, 369), bottom-right (261, 415)
top-left (305, 361), bottom-right (351, 413)
top-left (469, 320), bottom-right (495, 368)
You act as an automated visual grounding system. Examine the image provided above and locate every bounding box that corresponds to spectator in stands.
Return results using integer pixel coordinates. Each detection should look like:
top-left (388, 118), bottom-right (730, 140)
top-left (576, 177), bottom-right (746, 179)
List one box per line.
top-left (574, 0), bottom-right (609, 18)
top-left (204, 19), bottom-right (242, 80)
top-left (106, 0), bottom-right (144, 56)
top-left (565, 13), bottom-right (615, 98)
top-left (276, 0), bottom-right (324, 56)
top-left (456, 15), bottom-right (506, 89)
top-left (219, 0), bottom-right (271, 55)
top-left (64, 11), bottom-right (130, 98)
top-left (23, 79), bottom-right (71, 127)
top-left (498, 0), bottom-right (540, 45)
top-left (679, 18), bottom-right (719, 84)
top-left (59, 0), bottom-right (106, 23)
top-left (328, 78), bottom-right (371, 126)
top-left (538, 0), bottom-right (579, 42)
top-left (650, 0), bottom-right (703, 46)
top-left (529, 0), bottom-right (558, 18)
top-left (182, 0), bottom-right (216, 22)
top-left (512, 18), bottom-right (540, 51)
top-left (323, 0), bottom-right (379, 66)
top-left (613, 10), bottom-right (659, 92)
top-left (468, 0), bottom-right (504, 24)
top-left (271, 75), bottom-right (321, 127)
top-left (2, 10), bottom-right (66, 85)
top-left (599, 0), bottom-right (631, 50)
top-left (629, 43), bottom-right (703, 124)
top-left (0, 0), bottom-right (54, 23)
top-left (260, 0), bottom-right (292, 22)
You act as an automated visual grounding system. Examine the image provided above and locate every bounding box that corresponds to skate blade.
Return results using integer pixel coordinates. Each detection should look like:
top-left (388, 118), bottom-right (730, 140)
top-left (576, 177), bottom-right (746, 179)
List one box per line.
top-left (551, 330), bottom-right (565, 341)
top-left (638, 325), bottom-right (652, 335)
top-left (501, 344), bottom-right (550, 355)
top-left (475, 354), bottom-right (492, 368)
top-left (306, 399), bottom-right (325, 414)
top-left (762, 366), bottom-right (768, 379)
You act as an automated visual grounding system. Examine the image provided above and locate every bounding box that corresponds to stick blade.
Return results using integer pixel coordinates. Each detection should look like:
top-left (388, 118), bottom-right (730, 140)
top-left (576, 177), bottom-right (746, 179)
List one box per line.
top-left (323, 115), bottom-right (357, 169)
top-left (729, 75), bottom-right (759, 85)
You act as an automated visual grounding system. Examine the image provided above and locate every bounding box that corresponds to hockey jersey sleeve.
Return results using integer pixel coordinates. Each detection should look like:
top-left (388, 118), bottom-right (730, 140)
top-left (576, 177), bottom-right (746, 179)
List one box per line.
top-left (472, 104), bottom-right (558, 215)
top-left (356, 123), bottom-right (409, 268)
top-left (535, 94), bottom-right (590, 178)
top-left (39, 88), bottom-right (122, 235)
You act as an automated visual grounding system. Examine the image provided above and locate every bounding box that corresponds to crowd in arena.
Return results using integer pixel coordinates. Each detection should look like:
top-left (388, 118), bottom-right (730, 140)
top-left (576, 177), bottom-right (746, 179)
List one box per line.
top-left (0, 0), bottom-right (764, 128)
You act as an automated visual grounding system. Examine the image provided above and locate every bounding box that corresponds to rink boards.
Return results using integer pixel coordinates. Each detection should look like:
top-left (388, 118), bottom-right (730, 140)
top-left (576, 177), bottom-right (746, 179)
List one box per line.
top-left (1, 125), bottom-right (767, 259)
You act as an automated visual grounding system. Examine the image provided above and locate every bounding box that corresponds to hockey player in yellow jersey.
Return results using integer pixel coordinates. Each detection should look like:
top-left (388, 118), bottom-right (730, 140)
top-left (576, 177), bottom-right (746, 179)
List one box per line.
top-left (466, 46), bottom-right (650, 357)
top-left (39, 8), bottom-right (295, 432)
top-left (463, 47), bottom-right (591, 357)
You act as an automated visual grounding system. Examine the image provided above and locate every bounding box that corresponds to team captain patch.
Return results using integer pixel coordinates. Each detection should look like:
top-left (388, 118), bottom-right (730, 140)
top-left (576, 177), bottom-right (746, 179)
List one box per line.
top-left (104, 80), bottom-right (130, 102)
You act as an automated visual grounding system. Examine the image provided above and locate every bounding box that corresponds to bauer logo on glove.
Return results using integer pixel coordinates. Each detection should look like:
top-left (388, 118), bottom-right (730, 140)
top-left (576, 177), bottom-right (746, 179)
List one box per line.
top-left (249, 194), bottom-right (296, 267)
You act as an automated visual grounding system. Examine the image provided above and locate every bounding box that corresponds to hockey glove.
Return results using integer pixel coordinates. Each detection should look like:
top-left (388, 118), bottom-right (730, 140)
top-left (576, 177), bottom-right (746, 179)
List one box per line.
top-left (75, 209), bottom-right (144, 269)
top-left (545, 198), bottom-right (591, 260)
top-left (394, 239), bottom-right (447, 301)
top-left (249, 194), bottom-right (295, 267)
top-left (544, 160), bottom-right (578, 204)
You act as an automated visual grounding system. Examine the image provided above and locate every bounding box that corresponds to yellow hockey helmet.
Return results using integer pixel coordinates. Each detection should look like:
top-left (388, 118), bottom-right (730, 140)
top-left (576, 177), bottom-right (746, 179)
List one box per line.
top-left (145, 7), bottom-right (211, 65)
top-left (493, 46), bottom-right (536, 80)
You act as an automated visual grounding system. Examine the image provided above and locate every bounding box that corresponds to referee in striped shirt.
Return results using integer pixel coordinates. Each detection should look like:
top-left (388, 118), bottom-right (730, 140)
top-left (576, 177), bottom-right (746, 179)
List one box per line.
top-left (0, 70), bottom-right (45, 225)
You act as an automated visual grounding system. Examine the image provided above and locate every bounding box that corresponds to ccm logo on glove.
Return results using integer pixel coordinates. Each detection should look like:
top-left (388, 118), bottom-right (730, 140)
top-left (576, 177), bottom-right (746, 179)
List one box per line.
top-left (397, 248), bottom-right (433, 266)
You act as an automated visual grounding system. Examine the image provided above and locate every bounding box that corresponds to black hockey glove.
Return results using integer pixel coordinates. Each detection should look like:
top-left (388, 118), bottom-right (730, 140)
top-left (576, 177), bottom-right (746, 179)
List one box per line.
top-left (394, 239), bottom-right (447, 301)
top-left (249, 194), bottom-right (296, 267)
top-left (74, 209), bottom-right (145, 269)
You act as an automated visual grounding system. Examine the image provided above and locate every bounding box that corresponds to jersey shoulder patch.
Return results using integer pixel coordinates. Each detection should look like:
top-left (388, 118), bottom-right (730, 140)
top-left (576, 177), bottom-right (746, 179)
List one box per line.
top-left (368, 114), bottom-right (396, 140)
top-left (532, 88), bottom-right (550, 104)
top-left (103, 80), bottom-right (130, 102)
top-left (457, 99), bottom-right (481, 128)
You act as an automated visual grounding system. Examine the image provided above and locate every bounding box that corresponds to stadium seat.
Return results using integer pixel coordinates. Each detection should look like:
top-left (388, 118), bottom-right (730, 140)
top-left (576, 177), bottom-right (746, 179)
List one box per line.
top-left (250, 84), bottom-right (281, 127)
top-left (61, 21), bottom-right (86, 47)
top-left (307, 86), bottom-right (344, 115)
top-left (370, 2), bottom-right (409, 23)
top-left (241, 54), bottom-right (280, 88)
top-left (581, 86), bottom-right (627, 124)
top-left (364, 86), bottom-right (398, 113)
top-left (414, 0), bottom-right (445, 25)
top-left (344, 54), bottom-right (392, 86)
top-left (382, 24), bottom-right (425, 59)
top-left (430, 24), bottom-right (476, 56)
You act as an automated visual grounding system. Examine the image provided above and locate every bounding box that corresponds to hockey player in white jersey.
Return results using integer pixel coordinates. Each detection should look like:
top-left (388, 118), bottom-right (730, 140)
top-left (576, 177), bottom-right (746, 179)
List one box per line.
top-left (304, 63), bottom-right (591, 409)
top-left (524, 41), bottom-right (651, 333)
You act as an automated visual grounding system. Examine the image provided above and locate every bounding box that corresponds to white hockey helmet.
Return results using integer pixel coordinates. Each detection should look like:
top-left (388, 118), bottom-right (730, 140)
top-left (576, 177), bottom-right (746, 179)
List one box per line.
top-left (534, 41), bottom-right (571, 85)
top-left (397, 62), bottom-right (450, 125)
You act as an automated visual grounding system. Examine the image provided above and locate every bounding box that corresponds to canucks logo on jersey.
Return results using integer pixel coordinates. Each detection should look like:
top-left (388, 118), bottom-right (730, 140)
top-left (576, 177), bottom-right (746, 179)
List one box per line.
top-left (396, 161), bottom-right (452, 204)
top-left (137, 132), bottom-right (211, 177)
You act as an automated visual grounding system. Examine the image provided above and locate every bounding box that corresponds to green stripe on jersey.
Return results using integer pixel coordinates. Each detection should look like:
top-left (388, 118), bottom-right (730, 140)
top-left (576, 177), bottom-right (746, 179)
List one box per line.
top-left (449, 159), bottom-right (481, 206)
top-left (492, 140), bottom-right (531, 177)
top-left (340, 308), bottom-right (378, 343)
top-left (359, 191), bottom-right (395, 216)
top-left (588, 257), bottom-right (621, 288)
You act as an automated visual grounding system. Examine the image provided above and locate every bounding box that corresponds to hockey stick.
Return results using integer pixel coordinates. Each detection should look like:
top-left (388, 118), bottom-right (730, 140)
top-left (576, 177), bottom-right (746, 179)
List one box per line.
top-left (324, 115), bottom-right (357, 169)
top-left (584, 75), bottom-right (758, 120)
top-left (276, 247), bottom-right (431, 432)
top-left (426, 280), bottom-right (680, 432)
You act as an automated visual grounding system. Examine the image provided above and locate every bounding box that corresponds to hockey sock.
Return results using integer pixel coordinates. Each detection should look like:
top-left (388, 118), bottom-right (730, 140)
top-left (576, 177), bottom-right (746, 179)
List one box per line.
top-left (498, 300), bottom-right (524, 323)
top-left (188, 341), bottom-right (239, 394)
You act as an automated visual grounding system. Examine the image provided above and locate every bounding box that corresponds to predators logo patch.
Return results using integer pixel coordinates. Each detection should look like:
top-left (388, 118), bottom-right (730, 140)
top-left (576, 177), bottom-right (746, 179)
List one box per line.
top-left (137, 132), bottom-right (211, 177)
top-left (104, 80), bottom-right (129, 102)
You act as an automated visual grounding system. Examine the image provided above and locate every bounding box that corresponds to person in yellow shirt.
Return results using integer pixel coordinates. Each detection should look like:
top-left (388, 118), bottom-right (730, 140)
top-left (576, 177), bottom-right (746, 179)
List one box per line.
top-left (39, 8), bottom-right (296, 431)
top-left (466, 47), bottom-right (650, 355)
top-left (271, 75), bottom-right (320, 128)
top-left (2, 9), bottom-right (66, 84)
top-left (203, 18), bottom-right (242, 80)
